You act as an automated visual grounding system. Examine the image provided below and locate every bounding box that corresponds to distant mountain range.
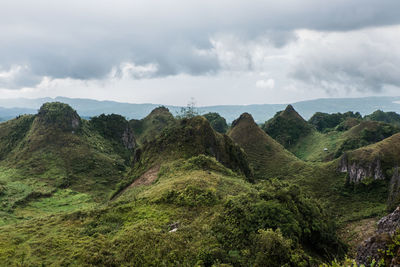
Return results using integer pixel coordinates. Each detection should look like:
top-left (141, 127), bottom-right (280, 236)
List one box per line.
top-left (0, 96), bottom-right (399, 123)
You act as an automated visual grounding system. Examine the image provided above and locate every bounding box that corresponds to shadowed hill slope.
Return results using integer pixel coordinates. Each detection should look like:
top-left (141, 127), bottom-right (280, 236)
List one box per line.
top-left (262, 105), bottom-right (313, 149)
top-left (130, 106), bottom-right (176, 145)
top-left (228, 113), bottom-right (299, 179)
top-left (133, 116), bottom-right (252, 180)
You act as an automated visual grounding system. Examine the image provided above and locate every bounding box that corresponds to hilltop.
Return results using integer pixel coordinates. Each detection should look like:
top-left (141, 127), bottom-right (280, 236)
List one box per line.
top-left (262, 105), bottom-right (313, 149)
top-left (1, 101), bottom-right (400, 265)
top-left (228, 113), bottom-right (298, 179)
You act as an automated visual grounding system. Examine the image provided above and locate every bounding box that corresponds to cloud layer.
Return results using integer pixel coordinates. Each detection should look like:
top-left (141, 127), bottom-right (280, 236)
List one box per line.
top-left (0, 0), bottom-right (399, 104)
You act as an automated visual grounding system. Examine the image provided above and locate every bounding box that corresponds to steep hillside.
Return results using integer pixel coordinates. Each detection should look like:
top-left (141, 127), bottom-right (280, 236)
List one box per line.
top-left (203, 112), bottom-right (228, 133)
top-left (262, 105), bottom-right (313, 149)
top-left (0, 155), bottom-right (345, 266)
top-left (130, 106), bottom-right (176, 145)
top-left (339, 132), bottom-right (400, 183)
top-left (112, 116), bottom-right (253, 198)
top-left (290, 120), bottom-right (400, 162)
top-left (0, 102), bottom-right (136, 224)
top-left (228, 113), bottom-right (299, 179)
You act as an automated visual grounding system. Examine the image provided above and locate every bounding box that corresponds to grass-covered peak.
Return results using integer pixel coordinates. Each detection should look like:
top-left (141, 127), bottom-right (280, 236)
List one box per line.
top-left (134, 115), bottom-right (252, 180)
top-left (130, 106), bottom-right (176, 145)
top-left (37, 102), bottom-right (81, 131)
top-left (229, 112), bottom-right (299, 179)
top-left (148, 106), bottom-right (171, 116)
top-left (262, 105), bottom-right (313, 148)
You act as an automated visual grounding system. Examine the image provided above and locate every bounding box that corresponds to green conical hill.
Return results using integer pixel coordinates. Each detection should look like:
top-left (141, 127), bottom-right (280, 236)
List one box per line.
top-left (130, 106), bottom-right (176, 145)
top-left (262, 105), bottom-right (313, 148)
top-left (0, 103), bottom-right (136, 207)
top-left (228, 113), bottom-right (299, 179)
top-left (133, 115), bottom-right (252, 180)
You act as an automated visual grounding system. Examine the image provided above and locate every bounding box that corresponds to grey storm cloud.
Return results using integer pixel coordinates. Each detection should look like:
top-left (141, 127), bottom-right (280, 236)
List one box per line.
top-left (0, 0), bottom-right (400, 89)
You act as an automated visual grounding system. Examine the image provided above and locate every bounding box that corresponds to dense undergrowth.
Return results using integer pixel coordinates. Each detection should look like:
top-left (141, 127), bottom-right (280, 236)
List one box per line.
top-left (0, 102), bottom-right (399, 265)
top-left (0, 155), bottom-right (346, 266)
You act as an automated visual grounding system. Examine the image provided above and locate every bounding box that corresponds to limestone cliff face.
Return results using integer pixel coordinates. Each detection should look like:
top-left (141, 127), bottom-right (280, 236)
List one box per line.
top-left (388, 167), bottom-right (400, 210)
top-left (122, 126), bottom-right (136, 150)
top-left (339, 153), bottom-right (385, 183)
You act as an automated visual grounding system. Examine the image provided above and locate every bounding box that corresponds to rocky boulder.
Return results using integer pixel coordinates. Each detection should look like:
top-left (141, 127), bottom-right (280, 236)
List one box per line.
top-left (356, 207), bottom-right (400, 266)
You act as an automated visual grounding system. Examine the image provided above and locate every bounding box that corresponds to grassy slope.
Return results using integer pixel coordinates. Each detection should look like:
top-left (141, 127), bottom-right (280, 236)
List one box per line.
top-left (0, 156), bottom-right (344, 266)
top-left (227, 113), bottom-right (387, 225)
top-left (228, 113), bottom-right (299, 179)
top-left (130, 106), bottom-right (176, 145)
top-left (290, 120), bottom-right (400, 162)
top-left (0, 105), bottom-right (396, 264)
top-left (0, 106), bottom-right (134, 225)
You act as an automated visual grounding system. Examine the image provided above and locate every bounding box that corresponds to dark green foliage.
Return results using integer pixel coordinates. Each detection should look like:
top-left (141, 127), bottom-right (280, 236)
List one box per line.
top-left (130, 106), bottom-right (176, 145)
top-left (0, 115), bottom-right (34, 160)
top-left (335, 117), bottom-right (361, 131)
top-left (136, 116), bottom-right (252, 180)
top-left (263, 105), bottom-right (313, 148)
top-left (335, 122), bottom-right (400, 158)
top-left (157, 185), bottom-right (217, 206)
top-left (213, 179), bottom-right (346, 264)
top-left (365, 110), bottom-right (400, 126)
top-left (90, 114), bottom-right (130, 144)
top-left (309, 112), bottom-right (361, 132)
top-left (89, 114), bottom-right (136, 162)
top-left (203, 112), bottom-right (228, 133)
top-left (37, 102), bottom-right (81, 131)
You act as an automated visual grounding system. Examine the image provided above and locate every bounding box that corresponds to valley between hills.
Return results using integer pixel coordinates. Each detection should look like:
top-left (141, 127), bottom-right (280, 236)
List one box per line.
top-left (1, 102), bottom-right (400, 266)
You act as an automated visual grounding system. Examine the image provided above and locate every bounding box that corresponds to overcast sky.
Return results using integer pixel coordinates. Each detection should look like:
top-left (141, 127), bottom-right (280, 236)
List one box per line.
top-left (0, 0), bottom-right (399, 106)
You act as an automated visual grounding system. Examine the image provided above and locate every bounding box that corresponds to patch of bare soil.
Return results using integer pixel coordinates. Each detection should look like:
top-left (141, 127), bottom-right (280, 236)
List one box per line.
top-left (129, 165), bottom-right (160, 187)
top-left (112, 165), bottom-right (160, 200)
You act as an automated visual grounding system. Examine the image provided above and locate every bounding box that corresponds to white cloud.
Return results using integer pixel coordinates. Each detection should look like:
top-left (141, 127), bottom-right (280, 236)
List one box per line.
top-left (256, 79), bottom-right (275, 89)
top-left (111, 62), bottom-right (159, 79)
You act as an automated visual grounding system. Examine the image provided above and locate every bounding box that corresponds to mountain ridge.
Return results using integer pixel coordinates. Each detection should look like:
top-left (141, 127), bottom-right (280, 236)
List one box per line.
top-left (1, 96), bottom-right (400, 123)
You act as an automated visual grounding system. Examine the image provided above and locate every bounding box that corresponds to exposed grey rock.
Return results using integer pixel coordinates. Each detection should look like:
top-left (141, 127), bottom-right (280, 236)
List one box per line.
top-left (339, 153), bottom-right (385, 183)
top-left (377, 206), bottom-right (400, 235)
top-left (356, 207), bottom-right (400, 266)
top-left (356, 233), bottom-right (391, 266)
top-left (389, 168), bottom-right (400, 210)
top-left (71, 116), bottom-right (80, 130)
top-left (122, 126), bottom-right (136, 150)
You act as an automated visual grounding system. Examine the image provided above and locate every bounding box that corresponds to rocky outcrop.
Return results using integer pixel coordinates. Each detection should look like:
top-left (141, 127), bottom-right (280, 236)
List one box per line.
top-left (388, 167), bottom-right (400, 210)
top-left (122, 126), bottom-right (136, 150)
top-left (37, 102), bottom-right (81, 131)
top-left (356, 207), bottom-right (400, 266)
top-left (339, 153), bottom-right (385, 183)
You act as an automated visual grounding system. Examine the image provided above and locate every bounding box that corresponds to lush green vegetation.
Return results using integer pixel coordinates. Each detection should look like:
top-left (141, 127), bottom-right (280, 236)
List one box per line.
top-left (1, 102), bottom-right (400, 265)
top-left (365, 110), bottom-right (400, 127)
top-left (0, 155), bottom-right (346, 266)
top-left (130, 106), bottom-right (176, 145)
top-left (262, 105), bottom-right (313, 148)
top-left (309, 112), bottom-right (361, 132)
top-left (203, 112), bottom-right (228, 133)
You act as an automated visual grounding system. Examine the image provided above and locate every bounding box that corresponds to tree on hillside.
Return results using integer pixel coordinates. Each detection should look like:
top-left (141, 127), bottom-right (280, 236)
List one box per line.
top-left (177, 98), bottom-right (199, 119)
top-left (203, 112), bottom-right (228, 133)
